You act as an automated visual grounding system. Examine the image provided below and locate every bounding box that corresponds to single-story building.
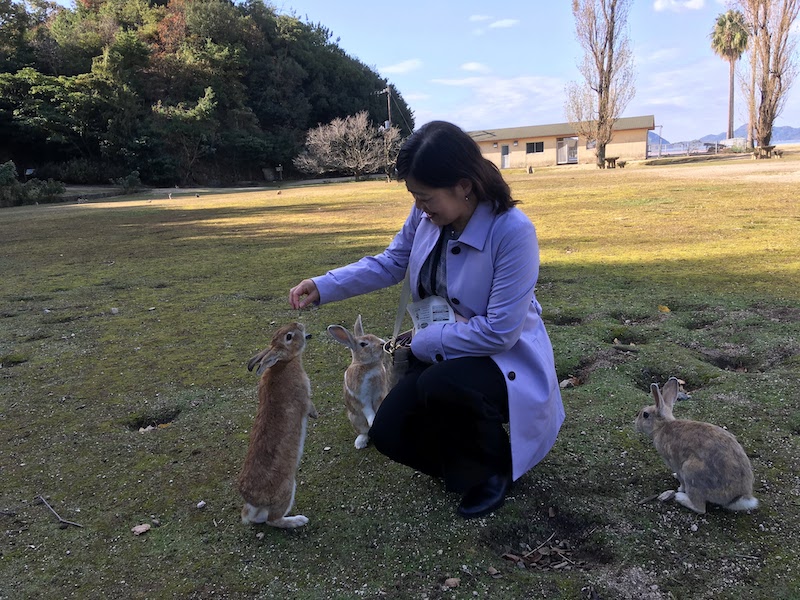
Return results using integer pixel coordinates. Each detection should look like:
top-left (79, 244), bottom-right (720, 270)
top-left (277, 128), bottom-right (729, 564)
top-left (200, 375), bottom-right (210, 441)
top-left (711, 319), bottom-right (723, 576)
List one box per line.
top-left (468, 115), bottom-right (655, 168)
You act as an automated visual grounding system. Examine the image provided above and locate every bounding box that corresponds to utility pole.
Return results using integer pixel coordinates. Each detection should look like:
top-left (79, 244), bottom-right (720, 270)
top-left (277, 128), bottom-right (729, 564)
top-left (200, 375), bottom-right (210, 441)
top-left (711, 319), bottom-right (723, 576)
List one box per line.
top-left (381, 87), bottom-right (391, 128)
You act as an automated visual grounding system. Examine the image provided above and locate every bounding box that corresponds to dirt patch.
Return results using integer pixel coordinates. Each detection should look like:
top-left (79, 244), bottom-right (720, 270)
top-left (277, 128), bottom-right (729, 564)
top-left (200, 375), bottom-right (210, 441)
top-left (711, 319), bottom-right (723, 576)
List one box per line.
top-left (643, 148), bottom-right (800, 182)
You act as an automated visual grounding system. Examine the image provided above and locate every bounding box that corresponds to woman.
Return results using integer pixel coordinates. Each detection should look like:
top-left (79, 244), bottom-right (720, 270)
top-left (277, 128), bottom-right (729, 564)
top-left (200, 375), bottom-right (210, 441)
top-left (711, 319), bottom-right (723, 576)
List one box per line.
top-left (289, 121), bottom-right (564, 518)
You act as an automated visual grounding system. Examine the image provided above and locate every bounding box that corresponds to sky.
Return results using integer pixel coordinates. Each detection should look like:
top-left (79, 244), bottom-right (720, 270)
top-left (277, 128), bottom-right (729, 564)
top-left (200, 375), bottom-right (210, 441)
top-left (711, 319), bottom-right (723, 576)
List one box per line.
top-left (273, 0), bottom-right (800, 143)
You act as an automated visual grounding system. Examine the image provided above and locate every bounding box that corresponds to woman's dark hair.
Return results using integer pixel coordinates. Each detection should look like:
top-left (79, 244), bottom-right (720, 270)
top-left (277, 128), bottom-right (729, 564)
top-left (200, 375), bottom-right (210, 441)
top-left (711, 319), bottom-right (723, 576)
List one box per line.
top-left (395, 121), bottom-right (517, 213)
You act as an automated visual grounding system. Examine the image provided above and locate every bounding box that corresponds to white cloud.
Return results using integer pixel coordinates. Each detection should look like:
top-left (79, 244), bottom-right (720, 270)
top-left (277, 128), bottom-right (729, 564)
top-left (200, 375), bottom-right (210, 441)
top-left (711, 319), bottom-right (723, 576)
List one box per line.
top-left (461, 62), bottom-right (491, 74)
top-left (636, 47), bottom-right (682, 65)
top-left (379, 59), bottom-right (423, 75)
top-left (469, 14), bottom-right (492, 22)
top-left (489, 19), bottom-right (519, 29)
top-left (402, 92), bottom-right (430, 102)
top-left (428, 74), bottom-right (568, 129)
top-left (653, 0), bottom-right (705, 11)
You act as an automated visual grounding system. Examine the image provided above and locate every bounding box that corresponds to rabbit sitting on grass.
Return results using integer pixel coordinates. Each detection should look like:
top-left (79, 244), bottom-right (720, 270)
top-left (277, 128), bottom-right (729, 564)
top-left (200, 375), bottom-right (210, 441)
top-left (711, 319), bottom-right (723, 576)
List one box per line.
top-left (635, 377), bottom-right (758, 514)
top-left (327, 315), bottom-right (388, 449)
top-left (238, 322), bottom-right (317, 528)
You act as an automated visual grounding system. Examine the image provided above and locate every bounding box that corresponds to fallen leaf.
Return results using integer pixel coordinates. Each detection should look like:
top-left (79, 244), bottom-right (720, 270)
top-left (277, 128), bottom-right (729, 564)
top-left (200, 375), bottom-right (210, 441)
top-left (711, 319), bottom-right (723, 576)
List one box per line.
top-left (658, 305), bottom-right (671, 313)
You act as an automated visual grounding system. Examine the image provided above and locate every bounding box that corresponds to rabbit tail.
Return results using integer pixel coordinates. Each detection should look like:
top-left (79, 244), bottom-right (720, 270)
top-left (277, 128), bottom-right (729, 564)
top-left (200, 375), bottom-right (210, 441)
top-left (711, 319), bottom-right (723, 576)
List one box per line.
top-left (725, 495), bottom-right (759, 512)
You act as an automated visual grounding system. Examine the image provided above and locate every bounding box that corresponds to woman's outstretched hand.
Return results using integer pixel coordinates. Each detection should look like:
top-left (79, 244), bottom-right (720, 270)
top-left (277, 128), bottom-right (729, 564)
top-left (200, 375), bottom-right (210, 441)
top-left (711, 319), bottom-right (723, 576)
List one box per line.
top-left (289, 279), bottom-right (320, 309)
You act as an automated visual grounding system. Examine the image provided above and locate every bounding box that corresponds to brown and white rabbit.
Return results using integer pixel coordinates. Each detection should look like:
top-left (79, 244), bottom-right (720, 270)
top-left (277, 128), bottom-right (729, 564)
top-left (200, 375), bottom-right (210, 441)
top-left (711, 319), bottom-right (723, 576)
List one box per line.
top-left (327, 315), bottom-right (388, 449)
top-left (635, 377), bottom-right (758, 514)
top-left (238, 322), bottom-right (318, 528)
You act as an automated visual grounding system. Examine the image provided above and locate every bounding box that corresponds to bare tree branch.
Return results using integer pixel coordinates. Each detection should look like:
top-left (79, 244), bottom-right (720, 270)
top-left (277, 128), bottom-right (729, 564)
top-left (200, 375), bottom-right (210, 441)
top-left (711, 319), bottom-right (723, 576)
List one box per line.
top-left (566, 0), bottom-right (635, 168)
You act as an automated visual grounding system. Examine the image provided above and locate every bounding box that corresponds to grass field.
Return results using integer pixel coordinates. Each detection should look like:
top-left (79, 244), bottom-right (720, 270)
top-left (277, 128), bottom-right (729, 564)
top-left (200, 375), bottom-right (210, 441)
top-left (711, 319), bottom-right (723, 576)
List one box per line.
top-left (1, 152), bottom-right (799, 599)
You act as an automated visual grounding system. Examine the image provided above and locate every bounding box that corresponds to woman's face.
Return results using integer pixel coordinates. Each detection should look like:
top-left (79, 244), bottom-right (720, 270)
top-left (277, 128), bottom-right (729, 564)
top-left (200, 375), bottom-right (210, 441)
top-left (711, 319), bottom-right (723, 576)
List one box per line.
top-left (405, 176), bottom-right (474, 231)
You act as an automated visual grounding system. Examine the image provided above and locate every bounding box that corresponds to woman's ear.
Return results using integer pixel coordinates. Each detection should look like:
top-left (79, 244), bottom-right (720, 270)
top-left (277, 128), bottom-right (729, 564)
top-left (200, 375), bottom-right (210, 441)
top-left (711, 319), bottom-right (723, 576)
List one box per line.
top-left (456, 178), bottom-right (473, 199)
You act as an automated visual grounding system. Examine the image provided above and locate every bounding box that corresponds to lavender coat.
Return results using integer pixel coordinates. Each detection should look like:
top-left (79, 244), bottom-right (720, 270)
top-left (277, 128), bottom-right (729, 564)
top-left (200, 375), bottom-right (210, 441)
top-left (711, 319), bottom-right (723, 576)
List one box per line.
top-left (313, 201), bottom-right (565, 480)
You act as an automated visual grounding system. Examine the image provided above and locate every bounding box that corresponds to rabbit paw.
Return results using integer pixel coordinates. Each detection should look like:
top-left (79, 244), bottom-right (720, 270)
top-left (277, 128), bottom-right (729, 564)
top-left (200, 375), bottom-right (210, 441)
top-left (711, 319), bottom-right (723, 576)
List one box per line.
top-left (354, 434), bottom-right (369, 449)
top-left (674, 492), bottom-right (706, 514)
top-left (268, 515), bottom-right (309, 529)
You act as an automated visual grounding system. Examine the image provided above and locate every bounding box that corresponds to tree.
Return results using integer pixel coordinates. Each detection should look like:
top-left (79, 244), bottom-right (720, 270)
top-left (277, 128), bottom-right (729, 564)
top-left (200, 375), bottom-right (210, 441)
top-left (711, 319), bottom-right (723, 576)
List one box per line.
top-left (737, 0), bottom-right (800, 150)
top-left (152, 86), bottom-right (219, 184)
top-left (293, 111), bottom-right (402, 180)
top-left (710, 10), bottom-right (749, 140)
top-left (565, 0), bottom-right (635, 169)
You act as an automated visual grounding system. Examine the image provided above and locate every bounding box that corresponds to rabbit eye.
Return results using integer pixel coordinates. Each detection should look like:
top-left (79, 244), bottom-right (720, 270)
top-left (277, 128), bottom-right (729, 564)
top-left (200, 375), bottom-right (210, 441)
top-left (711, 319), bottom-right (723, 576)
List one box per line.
top-left (643, 411), bottom-right (649, 419)
top-left (286, 333), bottom-right (293, 341)
top-left (360, 341), bottom-right (368, 347)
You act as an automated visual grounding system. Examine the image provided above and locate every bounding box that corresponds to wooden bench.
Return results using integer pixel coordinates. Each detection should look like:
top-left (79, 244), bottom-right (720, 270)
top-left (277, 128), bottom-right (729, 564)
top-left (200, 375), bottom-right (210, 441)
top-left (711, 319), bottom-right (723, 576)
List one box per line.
top-left (604, 156), bottom-right (620, 169)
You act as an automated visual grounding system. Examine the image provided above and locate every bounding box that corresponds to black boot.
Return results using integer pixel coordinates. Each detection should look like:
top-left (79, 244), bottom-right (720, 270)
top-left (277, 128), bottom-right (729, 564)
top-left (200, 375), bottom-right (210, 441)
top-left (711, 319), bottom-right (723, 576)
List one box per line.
top-left (457, 472), bottom-right (511, 518)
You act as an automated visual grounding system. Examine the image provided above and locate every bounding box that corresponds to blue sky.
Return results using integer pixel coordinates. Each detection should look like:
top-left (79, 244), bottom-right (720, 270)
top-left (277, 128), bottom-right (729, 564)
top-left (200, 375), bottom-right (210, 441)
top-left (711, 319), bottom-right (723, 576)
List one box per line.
top-left (275, 0), bottom-right (800, 143)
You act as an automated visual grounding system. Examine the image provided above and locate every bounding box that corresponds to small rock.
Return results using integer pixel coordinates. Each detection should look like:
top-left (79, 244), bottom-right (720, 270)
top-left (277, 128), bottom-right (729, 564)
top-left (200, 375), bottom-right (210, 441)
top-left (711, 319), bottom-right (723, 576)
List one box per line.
top-left (443, 577), bottom-right (460, 588)
top-left (131, 523), bottom-right (151, 536)
top-left (196, 500), bottom-right (206, 509)
top-left (110, 307), bottom-right (119, 315)
top-left (559, 378), bottom-right (574, 389)
top-left (658, 490), bottom-right (676, 502)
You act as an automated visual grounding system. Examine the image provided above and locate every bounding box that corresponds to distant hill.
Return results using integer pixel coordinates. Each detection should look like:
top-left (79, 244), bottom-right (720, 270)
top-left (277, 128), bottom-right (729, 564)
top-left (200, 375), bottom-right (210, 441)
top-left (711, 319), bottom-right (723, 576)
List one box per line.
top-left (648, 130), bottom-right (670, 145)
top-left (699, 124), bottom-right (800, 143)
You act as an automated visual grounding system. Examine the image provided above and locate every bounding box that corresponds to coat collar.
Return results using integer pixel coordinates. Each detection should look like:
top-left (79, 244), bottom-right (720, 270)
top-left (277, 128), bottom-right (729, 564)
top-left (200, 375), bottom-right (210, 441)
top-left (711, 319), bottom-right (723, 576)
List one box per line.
top-left (457, 200), bottom-right (496, 251)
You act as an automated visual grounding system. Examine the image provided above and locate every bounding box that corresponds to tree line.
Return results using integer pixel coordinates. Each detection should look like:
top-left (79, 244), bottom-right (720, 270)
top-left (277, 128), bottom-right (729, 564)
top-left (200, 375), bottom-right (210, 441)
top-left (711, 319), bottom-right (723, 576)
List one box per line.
top-left (0, 0), bottom-right (414, 188)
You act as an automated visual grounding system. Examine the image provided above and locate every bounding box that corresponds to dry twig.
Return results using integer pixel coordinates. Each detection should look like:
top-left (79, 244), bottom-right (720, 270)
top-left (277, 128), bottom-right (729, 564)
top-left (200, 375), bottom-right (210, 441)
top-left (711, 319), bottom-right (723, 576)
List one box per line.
top-left (37, 495), bottom-right (83, 528)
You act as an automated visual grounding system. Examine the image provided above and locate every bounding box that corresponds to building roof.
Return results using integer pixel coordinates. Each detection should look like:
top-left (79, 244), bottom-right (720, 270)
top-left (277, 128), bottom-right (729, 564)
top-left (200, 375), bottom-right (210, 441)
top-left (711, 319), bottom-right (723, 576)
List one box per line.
top-left (468, 115), bottom-right (655, 142)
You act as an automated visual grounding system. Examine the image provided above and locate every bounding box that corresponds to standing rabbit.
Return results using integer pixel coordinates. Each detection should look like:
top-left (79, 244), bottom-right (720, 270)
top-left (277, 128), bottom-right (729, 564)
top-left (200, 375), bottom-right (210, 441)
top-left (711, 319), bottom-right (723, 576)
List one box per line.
top-left (327, 315), bottom-right (388, 449)
top-left (238, 322), bottom-right (318, 528)
top-left (635, 377), bottom-right (758, 514)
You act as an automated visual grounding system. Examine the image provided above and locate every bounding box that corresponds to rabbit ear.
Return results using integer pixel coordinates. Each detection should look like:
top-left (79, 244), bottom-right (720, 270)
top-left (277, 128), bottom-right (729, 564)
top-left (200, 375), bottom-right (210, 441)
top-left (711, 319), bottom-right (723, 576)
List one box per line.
top-left (354, 314), bottom-right (364, 337)
top-left (327, 324), bottom-right (355, 349)
top-left (661, 377), bottom-right (679, 409)
top-left (247, 347), bottom-right (284, 374)
top-left (255, 348), bottom-right (283, 375)
top-left (650, 382), bottom-right (662, 407)
top-left (247, 348), bottom-right (269, 372)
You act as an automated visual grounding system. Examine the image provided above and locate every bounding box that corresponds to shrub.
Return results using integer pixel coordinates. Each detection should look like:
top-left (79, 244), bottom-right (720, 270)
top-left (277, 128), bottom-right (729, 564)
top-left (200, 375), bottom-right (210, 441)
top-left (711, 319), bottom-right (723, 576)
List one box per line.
top-left (114, 170), bottom-right (142, 193)
top-left (0, 160), bottom-right (66, 207)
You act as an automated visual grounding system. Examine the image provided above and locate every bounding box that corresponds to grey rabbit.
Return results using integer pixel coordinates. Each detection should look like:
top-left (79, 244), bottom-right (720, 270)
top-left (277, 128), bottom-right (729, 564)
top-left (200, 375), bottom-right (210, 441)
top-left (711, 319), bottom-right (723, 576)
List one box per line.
top-left (635, 377), bottom-right (758, 514)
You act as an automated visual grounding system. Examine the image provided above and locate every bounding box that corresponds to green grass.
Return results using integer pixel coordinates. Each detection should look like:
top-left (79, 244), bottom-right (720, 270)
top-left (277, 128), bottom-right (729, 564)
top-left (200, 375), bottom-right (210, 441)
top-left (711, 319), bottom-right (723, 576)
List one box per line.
top-left (1, 154), bottom-right (799, 599)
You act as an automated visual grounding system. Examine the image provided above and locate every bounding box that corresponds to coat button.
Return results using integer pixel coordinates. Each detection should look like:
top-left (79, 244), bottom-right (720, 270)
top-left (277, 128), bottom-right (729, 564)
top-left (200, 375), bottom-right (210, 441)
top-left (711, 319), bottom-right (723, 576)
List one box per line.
top-left (436, 353), bottom-right (444, 362)
top-left (451, 298), bottom-right (460, 305)
top-left (508, 371), bottom-right (516, 381)
top-left (451, 246), bottom-right (461, 255)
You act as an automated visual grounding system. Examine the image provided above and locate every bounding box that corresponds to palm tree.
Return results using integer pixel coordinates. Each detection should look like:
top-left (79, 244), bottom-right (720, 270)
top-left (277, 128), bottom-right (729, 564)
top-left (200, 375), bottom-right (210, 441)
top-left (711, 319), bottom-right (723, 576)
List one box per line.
top-left (710, 10), bottom-right (749, 140)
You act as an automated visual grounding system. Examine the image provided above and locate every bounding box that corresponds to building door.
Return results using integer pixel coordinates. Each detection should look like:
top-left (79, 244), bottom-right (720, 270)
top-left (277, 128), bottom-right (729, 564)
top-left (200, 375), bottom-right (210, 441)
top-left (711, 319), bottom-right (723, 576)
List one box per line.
top-left (501, 145), bottom-right (510, 169)
top-left (557, 137), bottom-right (578, 165)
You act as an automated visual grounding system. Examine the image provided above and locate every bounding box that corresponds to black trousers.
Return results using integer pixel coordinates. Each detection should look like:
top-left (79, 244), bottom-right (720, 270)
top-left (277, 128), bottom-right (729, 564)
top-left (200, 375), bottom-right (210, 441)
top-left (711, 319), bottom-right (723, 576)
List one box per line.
top-left (369, 355), bottom-right (511, 493)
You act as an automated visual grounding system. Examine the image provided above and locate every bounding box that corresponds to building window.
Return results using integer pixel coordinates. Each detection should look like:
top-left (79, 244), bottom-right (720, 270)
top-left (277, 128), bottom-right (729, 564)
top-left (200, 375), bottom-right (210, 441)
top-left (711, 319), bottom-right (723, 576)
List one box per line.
top-left (526, 142), bottom-right (544, 154)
